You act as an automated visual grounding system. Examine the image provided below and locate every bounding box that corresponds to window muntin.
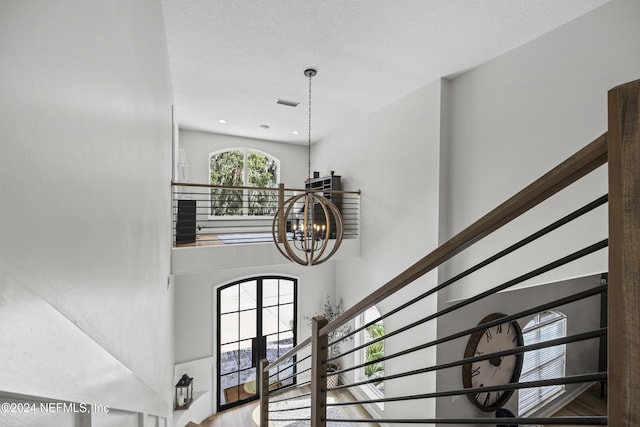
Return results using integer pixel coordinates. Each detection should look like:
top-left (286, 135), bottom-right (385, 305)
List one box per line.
top-left (519, 311), bottom-right (567, 415)
top-left (209, 148), bottom-right (280, 217)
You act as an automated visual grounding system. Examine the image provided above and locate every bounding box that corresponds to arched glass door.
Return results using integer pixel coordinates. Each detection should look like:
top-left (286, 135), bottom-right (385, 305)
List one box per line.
top-left (217, 277), bottom-right (297, 411)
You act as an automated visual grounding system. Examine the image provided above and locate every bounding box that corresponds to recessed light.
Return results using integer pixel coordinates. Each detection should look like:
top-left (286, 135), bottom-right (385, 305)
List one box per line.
top-left (218, 119), bottom-right (227, 124)
top-left (292, 131), bottom-right (300, 135)
top-left (260, 124), bottom-right (270, 129)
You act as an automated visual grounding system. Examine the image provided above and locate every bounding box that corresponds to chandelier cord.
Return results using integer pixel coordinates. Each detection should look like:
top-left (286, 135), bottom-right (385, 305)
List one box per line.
top-left (271, 68), bottom-right (344, 266)
top-left (307, 71), bottom-right (312, 181)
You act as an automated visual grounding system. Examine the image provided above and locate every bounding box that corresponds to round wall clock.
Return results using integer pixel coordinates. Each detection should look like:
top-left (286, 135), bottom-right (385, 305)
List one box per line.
top-left (461, 313), bottom-right (524, 412)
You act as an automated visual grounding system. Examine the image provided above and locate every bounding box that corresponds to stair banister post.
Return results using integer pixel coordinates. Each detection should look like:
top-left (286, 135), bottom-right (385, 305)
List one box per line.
top-left (311, 315), bottom-right (328, 427)
top-left (608, 79), bottom-right (640, 427)
top-left (259, 358), bottom-right (269, 427)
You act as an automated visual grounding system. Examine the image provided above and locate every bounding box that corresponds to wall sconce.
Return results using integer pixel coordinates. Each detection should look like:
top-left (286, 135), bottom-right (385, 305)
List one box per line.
top-left (174, 374), bottom-right (193, 410)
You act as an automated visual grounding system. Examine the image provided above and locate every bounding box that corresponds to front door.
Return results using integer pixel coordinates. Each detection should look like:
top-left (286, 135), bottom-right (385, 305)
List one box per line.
top-left (217, 276), bottom-right (297, 411)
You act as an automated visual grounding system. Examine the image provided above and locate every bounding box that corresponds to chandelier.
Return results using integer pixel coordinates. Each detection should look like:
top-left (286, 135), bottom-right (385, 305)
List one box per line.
top-left (272, 68), bottom-right (344, 266)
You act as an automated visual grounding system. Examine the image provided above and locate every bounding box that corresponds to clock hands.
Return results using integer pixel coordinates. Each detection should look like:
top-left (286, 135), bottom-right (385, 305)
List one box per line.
top-left (483, 356), bottom-right (505, 406)
top-left (489, 360), bottom-right (502, 380)
top-left (489, 356), bottom-right (503, 367)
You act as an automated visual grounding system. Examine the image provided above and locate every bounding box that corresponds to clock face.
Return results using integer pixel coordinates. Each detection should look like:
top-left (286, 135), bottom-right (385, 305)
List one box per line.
top-left (462, 313), bottom-right (524, 412)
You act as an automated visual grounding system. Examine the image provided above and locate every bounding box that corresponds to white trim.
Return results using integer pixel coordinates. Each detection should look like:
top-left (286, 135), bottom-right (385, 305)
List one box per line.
top-left (354, 307), bottom-right (385, 414)
top-left (347, 377), bottom-right (386, 421)
top-left (522, 381), bottom-right (593, 420)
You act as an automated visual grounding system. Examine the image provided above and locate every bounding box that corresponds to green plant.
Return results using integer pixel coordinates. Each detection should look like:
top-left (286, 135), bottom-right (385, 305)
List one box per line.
top-left (364, 323), bottom-right (385, 381)
top-left (305, 295), bottom-right (353, 361)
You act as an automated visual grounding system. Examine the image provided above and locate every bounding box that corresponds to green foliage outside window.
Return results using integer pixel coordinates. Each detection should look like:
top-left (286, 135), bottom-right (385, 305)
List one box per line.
top-left (209, 149), bottom-right (279, 216)
top-left (365, 322), bottom-right (385, 385)
top-left (210, 150), bottom-right (243, 216)
top-left (246, 151), bottom-right (278, 216)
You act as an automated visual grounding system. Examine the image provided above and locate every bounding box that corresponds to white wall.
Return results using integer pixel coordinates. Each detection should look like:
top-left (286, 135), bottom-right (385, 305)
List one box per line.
top-left (178, 129), bottom-right (309, 187)
top-left (0, 0), bottom-right (174, 419)
top-left (435, 0), bottom-right (639, 422)
top-left (173, 261), bottom-right (336, 416)
top-left (92, 410), bottom-right (140, 427)
top-left (175, 130), bottom-right (312, 236)
top-left (174, 123), bottom-right (351, 418)
top-left (175, 263), bottom-right (335, 363)
top-left (440, 0), bottom-right (640, 300)
top-left (436, 275), bottom-right (603, 421)
top-left (315, 79), bottom-right (443, 299)
top-left (303, 1), bottom-right (640, 423)
top-left (313, 79), bottom-right (444, 420)
top-left (170, 0), bottom-right (638, 423)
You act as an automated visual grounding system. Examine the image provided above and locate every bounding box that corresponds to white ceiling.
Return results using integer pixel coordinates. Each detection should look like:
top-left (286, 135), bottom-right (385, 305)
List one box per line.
top-left (161, 0), bottom-right (608, 145)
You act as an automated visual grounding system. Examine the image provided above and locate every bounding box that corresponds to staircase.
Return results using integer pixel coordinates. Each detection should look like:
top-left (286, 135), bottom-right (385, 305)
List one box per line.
top-left (257, 80), bottom-right (640, 426)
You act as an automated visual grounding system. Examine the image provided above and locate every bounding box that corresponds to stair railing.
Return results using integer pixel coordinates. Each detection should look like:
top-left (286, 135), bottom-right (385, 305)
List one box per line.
top-left (170, 183), bottom-right (360, 246)
top-left (260, 79), bottom-right (639, 426)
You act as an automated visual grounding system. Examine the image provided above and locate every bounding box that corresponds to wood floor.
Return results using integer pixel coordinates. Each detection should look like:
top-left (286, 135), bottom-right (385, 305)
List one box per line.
top-left (545, 385), bottom-right (607, 427)
top-left (197, 386), bottom-right (379, 427)
top-left (192, 385), bottom-right (606, 427)
top-left (194, 385), bottom-right (607, 427)
top-left (196, 399), bottom-right (259, 427)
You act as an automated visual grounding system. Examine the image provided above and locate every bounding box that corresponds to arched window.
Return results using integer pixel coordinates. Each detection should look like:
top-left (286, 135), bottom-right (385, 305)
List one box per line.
top-left (209, 148), bottom-right (280, 216)
top-left (519, 310), bottom-right (567, 415)
top-left (357, 306), bottom-right (385, 398)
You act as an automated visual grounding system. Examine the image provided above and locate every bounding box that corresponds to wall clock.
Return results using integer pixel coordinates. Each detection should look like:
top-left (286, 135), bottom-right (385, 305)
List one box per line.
top-left (461, 313), bottom-right (524, 412)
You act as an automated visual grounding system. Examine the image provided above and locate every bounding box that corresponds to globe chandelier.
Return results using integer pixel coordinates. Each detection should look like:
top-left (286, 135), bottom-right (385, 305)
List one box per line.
top-left (272, 68), bottom-right (344, 266)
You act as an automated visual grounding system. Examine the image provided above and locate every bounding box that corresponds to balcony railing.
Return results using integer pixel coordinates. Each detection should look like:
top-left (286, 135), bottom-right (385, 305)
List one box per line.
top-left (258, 79), bottom-right (640, 426)
top-left (170, 183), bottom-right (360, 247)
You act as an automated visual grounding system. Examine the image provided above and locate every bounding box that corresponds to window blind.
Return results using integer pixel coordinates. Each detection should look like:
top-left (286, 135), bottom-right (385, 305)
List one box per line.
top-left (519, 312), bottom-right (567, 415)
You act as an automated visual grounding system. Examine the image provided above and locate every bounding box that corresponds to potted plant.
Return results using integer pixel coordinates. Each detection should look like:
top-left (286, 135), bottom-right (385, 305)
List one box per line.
top-left (305, 295), bottom-right (353, 387)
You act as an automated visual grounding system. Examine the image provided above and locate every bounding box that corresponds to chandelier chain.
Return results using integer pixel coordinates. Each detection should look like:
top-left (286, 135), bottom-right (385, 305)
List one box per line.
top-left (307, 71), bottom-right (312, 180)
top-left (270, 67), bottom-right (344, 266)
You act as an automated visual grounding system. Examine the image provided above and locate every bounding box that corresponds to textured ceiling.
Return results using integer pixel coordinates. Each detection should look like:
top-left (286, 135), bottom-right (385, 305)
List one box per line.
top-left (161, 0), bottom-right (609, 145)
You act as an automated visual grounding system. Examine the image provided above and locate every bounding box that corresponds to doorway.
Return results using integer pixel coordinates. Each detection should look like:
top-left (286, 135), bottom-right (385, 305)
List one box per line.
top-left (217, 276), bottom-right (297, 411)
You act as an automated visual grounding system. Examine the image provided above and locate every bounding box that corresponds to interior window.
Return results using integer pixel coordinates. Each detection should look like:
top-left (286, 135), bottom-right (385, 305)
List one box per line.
top-left (358, 306), bottom-right (385, 398)
top-left (518, 310), bottom-right (567, 415)
top-left (209, 148), bottom-right (280, 216)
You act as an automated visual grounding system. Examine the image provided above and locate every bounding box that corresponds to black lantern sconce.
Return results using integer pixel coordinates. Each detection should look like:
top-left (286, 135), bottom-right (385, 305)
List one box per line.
top-left (174, 374), bottom-right (193, 410)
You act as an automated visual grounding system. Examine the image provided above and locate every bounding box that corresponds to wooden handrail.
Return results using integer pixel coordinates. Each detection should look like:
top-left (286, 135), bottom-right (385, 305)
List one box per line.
top-left (172, 181), bottom-right (273, 191)
top-left (263, 132), bottom-right (607, 371)
top-left (261, 79), bottom-right (640, 427)
top-left (171, 180), bottom-right (361, 195)
top-left (319, 132), bottom-right (607, 337)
